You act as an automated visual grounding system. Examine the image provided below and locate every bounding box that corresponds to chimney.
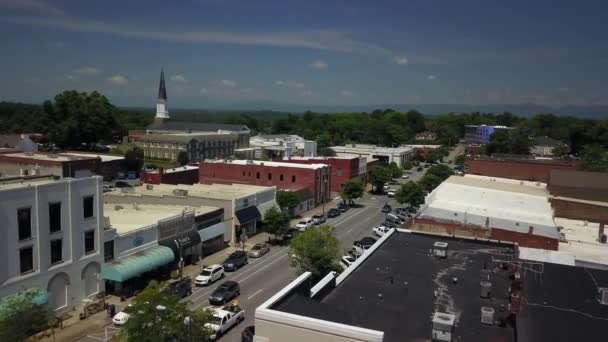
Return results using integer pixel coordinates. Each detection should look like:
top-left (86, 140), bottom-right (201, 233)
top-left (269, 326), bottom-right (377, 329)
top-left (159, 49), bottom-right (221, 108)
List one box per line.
top-left (599, 223), bottom-right (605, 240)
top-left (528, 226), bottom-right (534, 235)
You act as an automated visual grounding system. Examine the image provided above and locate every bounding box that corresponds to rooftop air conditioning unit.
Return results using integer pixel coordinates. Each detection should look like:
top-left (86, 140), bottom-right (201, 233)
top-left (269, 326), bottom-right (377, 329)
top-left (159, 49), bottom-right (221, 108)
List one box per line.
top-left (172, 189), bottom-right (188, 197)
top-left (481, 307), bottom-right (495, 325)
top-left (433, 242), bottom-right (448, 259)
top-left (480, 281), bottom-right (492, 298)
top-left (431, 312), bottom-right (455, 342)
top-left (598, 288), bottom-right (608, 305)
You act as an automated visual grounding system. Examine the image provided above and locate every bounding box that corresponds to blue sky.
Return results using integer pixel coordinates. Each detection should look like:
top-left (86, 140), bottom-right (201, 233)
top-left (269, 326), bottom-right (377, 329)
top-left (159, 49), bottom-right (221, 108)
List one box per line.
top-left (1, 0), bottom-right (607, 108)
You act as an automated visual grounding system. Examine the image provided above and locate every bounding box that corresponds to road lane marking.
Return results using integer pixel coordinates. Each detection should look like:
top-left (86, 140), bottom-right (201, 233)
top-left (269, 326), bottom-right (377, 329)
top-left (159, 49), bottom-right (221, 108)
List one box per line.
top-left (247, 289), bottom-right (263, 300)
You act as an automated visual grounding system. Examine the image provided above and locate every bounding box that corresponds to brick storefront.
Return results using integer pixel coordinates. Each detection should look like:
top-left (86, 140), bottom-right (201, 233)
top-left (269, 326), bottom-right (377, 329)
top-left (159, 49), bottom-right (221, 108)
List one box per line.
top-left (465, 158), bottom-right (578, 182)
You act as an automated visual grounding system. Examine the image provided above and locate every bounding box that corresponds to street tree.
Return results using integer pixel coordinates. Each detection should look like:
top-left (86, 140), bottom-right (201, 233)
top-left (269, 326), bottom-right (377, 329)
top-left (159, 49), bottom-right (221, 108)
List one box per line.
top-left (368, 166), bottom-right (391, 192)
top-left (276, 191), bottom-right (300, 211)
top-left (116, 282), bottom-right (212, 342)
top-left (341, 179), bottom-right (364, 204)
top-left (579, 145), bottom-right (608, 172)
top-left (395, 181), bottom-right (426, 206)
top-left (454, 154), bottom-right (466, 165)
top-left (426, 164), bottom-right (454, 180)
top-left (419, 174), bottom-right (443, 192)
top-left (262, 206), bottom-right (290, 238)
top-left (402, 161), bottom-right (414, 170)
top-left (551, 145), bottom-right (570, 157)
top-left (0, 289), bottom-right (53, 342)
top-left (387, 162), bottom-right (403, 179)
top-left (319, 147), bottom-right (337, 157)
top-left (124, 147), bottom-right (144, 172)
top-left (289, 224), bottom-right (341, 280)
top-left (177, 151), bottom-right (189, 166)
top-left (425, 150), bottom-right (443, 163)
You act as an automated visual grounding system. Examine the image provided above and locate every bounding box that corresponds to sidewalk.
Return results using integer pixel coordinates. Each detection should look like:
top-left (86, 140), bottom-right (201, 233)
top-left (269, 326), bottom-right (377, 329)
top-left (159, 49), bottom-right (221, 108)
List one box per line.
top-left (38, 233), bottom-right (272, 342)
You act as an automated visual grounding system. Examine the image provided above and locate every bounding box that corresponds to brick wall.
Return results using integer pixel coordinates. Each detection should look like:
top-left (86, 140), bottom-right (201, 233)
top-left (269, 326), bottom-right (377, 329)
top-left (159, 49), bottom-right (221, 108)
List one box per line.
top-left (283, 157), bottom-right (360, 194)
top-left (200, 162), bottom-right (330, 206)
top-left (142, 168), bottom-right (199, 185)
top-left (465, 159), bottom-right (577, 182)
top-left (413, 218), bottom-right (558, 250)
top-left (550, 198), bottom-right (608, 223)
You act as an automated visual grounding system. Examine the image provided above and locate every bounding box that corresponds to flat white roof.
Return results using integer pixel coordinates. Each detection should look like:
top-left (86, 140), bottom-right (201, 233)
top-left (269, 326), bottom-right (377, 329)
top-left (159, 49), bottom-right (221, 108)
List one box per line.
top-left (329, 144), bottom-right (413, 155)
top-left (104, 203), bottom-right (218, 235)
top-left (0, 176), bottom-right (59, 190)
top-left (110, 182), bottom-right (275, 201)
top-left (556, 217), bottom-right (608, 266)
top-left (62, 151), bottom-right (124, 162)
top-left (404, 144), bottom-right (442, 149)
top-left (1, 152), bottom-right (96, 162)
top-left (207, 159), bottom-right (327, 170)
top-left (420, 175), bottom-right (558, 239)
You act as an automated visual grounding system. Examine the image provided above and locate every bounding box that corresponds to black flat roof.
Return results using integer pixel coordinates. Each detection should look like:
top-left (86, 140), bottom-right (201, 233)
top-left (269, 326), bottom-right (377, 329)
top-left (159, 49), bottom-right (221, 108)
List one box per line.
top-left (272, 232), bottom-right (516, 342)
top-left (516, 261), bottom-right (608, 342)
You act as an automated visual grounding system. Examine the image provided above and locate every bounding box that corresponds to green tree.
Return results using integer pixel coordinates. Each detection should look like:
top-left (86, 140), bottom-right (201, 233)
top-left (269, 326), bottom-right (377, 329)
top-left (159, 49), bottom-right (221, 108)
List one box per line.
top-left (341, 179), bottom-right (364, 204)
top-left (45, 90), bottom-right (120, 148)
top-left (262, 206), bottom-right (290, 238)
top-left (425, 150), bottom-right (443, 163)
top-left (177, 151), bottom-right (189, 166)
top-left (402, 161), bottom-right (414, 170)
top-left (395, 181), bottom-right (426, 206)
top-left (426, 164), bottom-right (455, 180)
top-left (289, 224), bottom-right (341, 280)
top-left (276, 191), bottom-right (300, 210)
top-left (116, 282), bottom-right (212, 342)
top-left (578, 145), bottom-right (608, 172)
top-left (419, 174), bottom-right (443, 192)
top-left (368, 166), bottom-right (391, 192)
top-left (124, 147), bottom-right (144, 171)
top-left (387, 162), bottom-right (403, 179)
top-left (319, 147), bottom-right (337, 157)
top-left (0, 289), bottom-right (53, 342)
top-left (552, 145), bottom-right (570, 157)
top-left (454, 154), bottom-right (466, 165)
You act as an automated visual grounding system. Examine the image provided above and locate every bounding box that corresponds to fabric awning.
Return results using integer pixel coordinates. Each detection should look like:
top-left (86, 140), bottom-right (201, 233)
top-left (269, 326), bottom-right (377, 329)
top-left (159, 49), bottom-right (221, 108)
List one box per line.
top-left (159, 229), bottom-right (203, 256)
top-left (102, 245), bottom-right (175, 282)
top-left (235, 206), bottom-right (261, 225)
top-left (0, 288), bottom-right (48, 318)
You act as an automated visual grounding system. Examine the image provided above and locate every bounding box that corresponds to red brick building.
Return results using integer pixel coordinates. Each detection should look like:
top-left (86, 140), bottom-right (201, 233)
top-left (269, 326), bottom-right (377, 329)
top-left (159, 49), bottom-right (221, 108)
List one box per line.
top-left (142, 165), bottom-right (199, 185)
top-left (465, 157), bottom-right (578, 182)
top-left (200, 160), bottom-right (330, 210)
top-left (280, 156), bottom-right (366, 197)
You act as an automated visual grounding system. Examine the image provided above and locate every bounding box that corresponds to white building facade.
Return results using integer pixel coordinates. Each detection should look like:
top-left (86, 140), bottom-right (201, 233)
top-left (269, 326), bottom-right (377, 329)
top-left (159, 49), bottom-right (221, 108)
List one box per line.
top-left (0, 176), bottom-right (105, 314)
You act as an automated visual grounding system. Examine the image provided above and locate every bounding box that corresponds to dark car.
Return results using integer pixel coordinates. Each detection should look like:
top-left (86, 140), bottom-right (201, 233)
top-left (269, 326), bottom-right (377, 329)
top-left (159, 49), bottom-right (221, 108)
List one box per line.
top-left (281, 228), bottom-right (300, 242)
top-left (327, 208), bottom-right (341, 218)
top-left (209, 280), bottom-right (240, 305)
top-left (312, 213), bottom-right (326, 225)
top-left (161, 278), bottom-right (192, 299)
top-left (381, 204), bottom-right (392, 213)
top-left (115, 181), bottom-right (132, 188)
top-left (222, 251), bottom-right (248, 271)
top-left (417, 166), bottom-right (424, 172)
top-left (241, 326), bottom-right (255, 342)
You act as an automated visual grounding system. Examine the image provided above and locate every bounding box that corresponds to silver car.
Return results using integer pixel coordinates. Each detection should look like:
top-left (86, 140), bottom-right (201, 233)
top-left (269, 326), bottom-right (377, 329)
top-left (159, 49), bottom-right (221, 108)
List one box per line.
top-left (247, 243), bottom-right (270, 258)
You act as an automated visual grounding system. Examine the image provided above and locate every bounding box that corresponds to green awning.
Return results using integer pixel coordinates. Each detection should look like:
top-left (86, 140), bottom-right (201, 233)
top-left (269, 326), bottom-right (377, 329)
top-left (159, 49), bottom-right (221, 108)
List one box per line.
top-left (0, 288), bottom-right (48, 318)
top-left (102, 246), bottom-right (175, 282)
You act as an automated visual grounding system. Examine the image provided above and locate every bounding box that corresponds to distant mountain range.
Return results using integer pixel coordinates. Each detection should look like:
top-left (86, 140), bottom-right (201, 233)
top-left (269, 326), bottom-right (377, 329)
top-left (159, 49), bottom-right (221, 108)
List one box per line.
top-left (123, 101), bottom-right (608, 119)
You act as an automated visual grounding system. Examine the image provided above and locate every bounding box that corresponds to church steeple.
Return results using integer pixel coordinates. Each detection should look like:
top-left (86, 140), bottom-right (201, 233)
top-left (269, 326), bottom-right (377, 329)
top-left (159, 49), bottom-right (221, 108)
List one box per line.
top-left (155, 67), bottom-right (169, 120)
top-left (158, 67), bottom-right (167, 100)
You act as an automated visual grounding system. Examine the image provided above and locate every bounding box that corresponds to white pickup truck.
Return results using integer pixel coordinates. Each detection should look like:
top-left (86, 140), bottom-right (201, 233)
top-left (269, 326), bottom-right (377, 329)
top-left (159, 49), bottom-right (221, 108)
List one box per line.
top-left (205, 306), bottom-right (245, 340)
